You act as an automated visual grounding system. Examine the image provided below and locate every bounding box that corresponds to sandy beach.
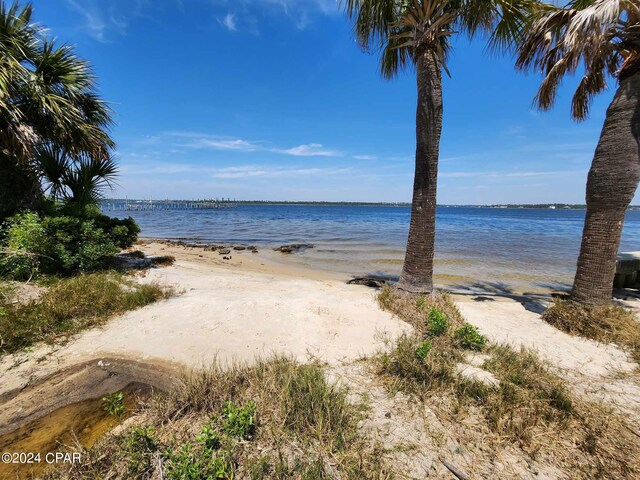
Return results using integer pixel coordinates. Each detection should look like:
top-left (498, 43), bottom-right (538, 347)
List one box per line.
top-left (2, 242), bottom-right (639, 418)
top-left (1, 241), bottom-right (639, 478)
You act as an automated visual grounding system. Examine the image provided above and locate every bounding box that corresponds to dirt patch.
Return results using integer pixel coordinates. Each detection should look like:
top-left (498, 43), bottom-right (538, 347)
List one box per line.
top-left (0, 357), bottom-right (181, 438)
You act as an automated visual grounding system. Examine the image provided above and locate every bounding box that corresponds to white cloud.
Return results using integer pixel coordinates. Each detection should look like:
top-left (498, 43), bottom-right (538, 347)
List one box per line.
top-left (65, 0), bottom-right (338, 40)
top-left (167, 131), bottom-right (341, 157)
top-left (188, 138), bottom-right (259, 151)
top-left (273, 143), bottom-right (341, 157)
top-left (353, 155), bottom-right (376, 160)
top-left (219, 12), bottom-right (237, 31)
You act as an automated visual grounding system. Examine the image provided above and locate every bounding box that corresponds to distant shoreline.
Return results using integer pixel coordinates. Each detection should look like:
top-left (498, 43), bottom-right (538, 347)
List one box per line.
top-left (102, 200), bottom-right (640, 210)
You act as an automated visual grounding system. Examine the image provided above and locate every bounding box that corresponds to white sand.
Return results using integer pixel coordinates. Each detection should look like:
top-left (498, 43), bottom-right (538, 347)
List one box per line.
top-left (456, 299), bottom-right (637, 377)
top-left (0, 244), bottom-right (410, 395)
top-left (1, 242), bottom-right (637, 405)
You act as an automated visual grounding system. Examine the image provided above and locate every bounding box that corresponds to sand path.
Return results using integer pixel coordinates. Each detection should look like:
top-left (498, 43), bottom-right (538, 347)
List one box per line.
top-left (0, 244), bottom-right (410, 399)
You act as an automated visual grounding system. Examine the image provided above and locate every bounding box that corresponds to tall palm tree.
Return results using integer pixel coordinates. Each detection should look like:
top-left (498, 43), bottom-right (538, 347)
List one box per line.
top-left (344, 0), bottom-right (528, 293)
top-left (517, 0), bottom-right (640, 307)
top-left (0, 1), bottom-right (114, 219)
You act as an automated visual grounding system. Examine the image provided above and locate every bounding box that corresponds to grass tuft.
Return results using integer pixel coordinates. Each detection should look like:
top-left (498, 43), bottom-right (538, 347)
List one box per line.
top-left (151, 255), bottom-right (176, 266)
top-left (375, 286), bottom-right (640, 477)
top-left (45, 356), bottom-right (390, 480)
top-left (543, 298), bottom-right (640, 362)
top-left (0, 272), bottom-right (173, 354)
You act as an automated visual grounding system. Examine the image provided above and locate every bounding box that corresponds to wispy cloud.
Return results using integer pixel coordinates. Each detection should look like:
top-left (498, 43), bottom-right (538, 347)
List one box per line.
top-left (187, 138), bottom-right (260, 152)
top-left (353, 155), bottom-right (377, 160)
top-left (209, 164), bottom-right (351, 179)
top-left (167, 131), bottom-right (342, 157)
top-left (65, 0), bottom-right (338, 40)
top-left (273, 143), bottom-right (340, 157)
top-left (64, 0), bottom-right (156, 41)
top-left (218, 12), bottom-right (237, 31)
top-left (120, 161), bottom-right (352, 179)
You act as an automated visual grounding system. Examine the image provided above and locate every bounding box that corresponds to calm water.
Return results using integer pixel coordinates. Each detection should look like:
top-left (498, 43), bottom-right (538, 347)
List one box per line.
top-left (104, 204), bottom-right (640, 293)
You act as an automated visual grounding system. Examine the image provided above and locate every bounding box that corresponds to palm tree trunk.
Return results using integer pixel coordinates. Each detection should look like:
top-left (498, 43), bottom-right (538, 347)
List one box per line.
top-left (0, 154), bottom-right (42, 221)
top-left (571, 69), bottom-right (640, 307)
top-left (396, 50), bottom-right (443, 294)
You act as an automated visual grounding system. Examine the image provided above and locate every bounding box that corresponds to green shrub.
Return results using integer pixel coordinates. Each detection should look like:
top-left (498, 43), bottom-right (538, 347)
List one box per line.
top-left (219, 401), bottom-right (256, 439)
top-left (427, 307), bottom-right (448, 336)
top-left (41, 215), bottom-right (119, 272)
top-left (454, 323), bottom-right (486, 351)
top-left (0, 210), bottom-right (141, 278)
top-left (0, 212), bottom-right (46, 279)
top-left (164, 443), bottom-right (235, 480)
top-left (196, 424), bottom-right (221, 450)
top-left (415, 340), bottom-right (432, 360)
top-left (92, 214), bottom-right (140, 249)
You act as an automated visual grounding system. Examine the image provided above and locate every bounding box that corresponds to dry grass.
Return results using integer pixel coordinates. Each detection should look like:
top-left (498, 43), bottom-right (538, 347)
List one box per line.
top-left (374, 285), bottom-right (640, 478)
top-left (150, 255), bottom-right (176, 266)
top-left (543, 298), bottom-right (640, 362)
top-left (46, 356), bottom-right (391, 480)
top-left (0, 272), bottom-right (173, 354)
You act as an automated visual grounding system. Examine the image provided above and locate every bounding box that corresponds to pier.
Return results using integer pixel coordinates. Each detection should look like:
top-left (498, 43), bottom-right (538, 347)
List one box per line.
top-left (615, 252), bottom-right (640, 289)
top-left (100, 199), bottom-right (238, 212)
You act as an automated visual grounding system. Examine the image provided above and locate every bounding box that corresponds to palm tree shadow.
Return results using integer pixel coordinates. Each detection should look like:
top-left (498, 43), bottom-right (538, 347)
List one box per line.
top-left (444, 281), bottom-right (560, 315)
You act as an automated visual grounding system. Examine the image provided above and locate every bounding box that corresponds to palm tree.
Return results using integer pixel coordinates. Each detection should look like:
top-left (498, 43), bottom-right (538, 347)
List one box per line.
top-left (517, 0), bottom-right (640, 307)
top-left (35, 145), bottom-right (118, 209)
top-left (344, 0), bottom-right (528, 293)
top-left (0, 1), bottom-right (114, 219)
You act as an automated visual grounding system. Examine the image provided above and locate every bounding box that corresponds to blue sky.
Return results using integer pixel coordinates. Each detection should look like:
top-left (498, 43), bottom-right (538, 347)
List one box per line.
top-left (32, 0), bottom-right (634, 204)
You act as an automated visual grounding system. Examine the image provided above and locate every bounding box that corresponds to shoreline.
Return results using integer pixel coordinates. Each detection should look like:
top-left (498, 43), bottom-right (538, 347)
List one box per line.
top-left (1, 240), bottom-right (639, 477)
top-left (139, 237), bottom-right (573, 296)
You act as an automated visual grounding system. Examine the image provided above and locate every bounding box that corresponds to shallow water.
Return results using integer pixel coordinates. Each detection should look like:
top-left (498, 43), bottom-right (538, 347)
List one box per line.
top-left (0, 384), bottom-right (147, 478)
top-left (103, 204), bottom-right (640, 293)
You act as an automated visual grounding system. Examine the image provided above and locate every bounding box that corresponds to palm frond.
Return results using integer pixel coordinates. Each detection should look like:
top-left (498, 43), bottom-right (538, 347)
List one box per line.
top-left (517, 0), bottom-right (639, 120)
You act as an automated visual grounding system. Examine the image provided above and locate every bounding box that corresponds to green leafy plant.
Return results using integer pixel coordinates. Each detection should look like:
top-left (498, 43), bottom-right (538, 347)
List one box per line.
top-left (0, 212), bottom-right (46, 279)
top-left (415, 340), bottom-right (432, 360)
top-left (196, 423), bottom-right (221, 450)
top-left (219, 400), bottom-right (256, 439)
top-left (42, 215), bottom-right (119, 272)
top-left (102, 392), bottom-right (126, 418)
top-left (164, 442), bottom-right (235, 480)
top-left (124, 427), bottom-right (159, 477)
top-left (415, 296), bottom-right (426, 310)
top-left (454, 324), bottom-right (487, 351)
top-left (427, 307), bottom-right (448, 337)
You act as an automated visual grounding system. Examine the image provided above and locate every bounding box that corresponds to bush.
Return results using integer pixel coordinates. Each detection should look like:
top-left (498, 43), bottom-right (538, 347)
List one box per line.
top-left (42, 215), bottom-right (119, 272)
top-left (0, 212), bottom-right (46, 279)
top-left (0, 210), bottom-right (141, 278)
top-left (427, 307), bottom-right (448, 336)
top-left (454, 323), bottom-right (487, 351)
top-left (92, 214), bottom-right (140, 249)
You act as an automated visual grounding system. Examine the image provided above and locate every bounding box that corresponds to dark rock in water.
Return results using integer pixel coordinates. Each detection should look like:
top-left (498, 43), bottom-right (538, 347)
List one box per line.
top-left (347, 276), bottom-right (390, 288)
top-left (233, 246), bottom-right (246, 251)
top-left (219, 249), bottom-right (231, 255)
top-left (273, 244), bottom-right (314, 254)
top-left (251, 249), bottom-right (258, 253)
